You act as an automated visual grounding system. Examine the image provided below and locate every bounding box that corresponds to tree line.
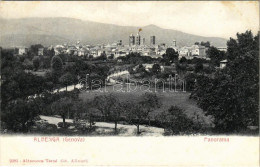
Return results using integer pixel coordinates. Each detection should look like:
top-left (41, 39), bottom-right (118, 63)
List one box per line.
top-left (190, 30), bottom-right (259, 133)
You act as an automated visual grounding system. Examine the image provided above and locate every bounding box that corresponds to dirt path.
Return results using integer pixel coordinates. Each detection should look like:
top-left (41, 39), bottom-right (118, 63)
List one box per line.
top-left (40, 115), bottom-right (164, 136)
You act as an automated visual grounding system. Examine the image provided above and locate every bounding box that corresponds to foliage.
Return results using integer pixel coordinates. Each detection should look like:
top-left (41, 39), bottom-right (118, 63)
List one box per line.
top-left (133, 64), bottom-right (150, 78)
top-left (57, 122), bottom-right (73, 128)
top-left (117, 52), bottom-right (156, 64)
top-left (191, 31), bottom-right (259, 133)
top-left (194, 61), bottom-right (203, 73)
top-left (59, 72), bottom-right (75, 91)
top-left (184, 73), bottom-right (197, 91)
top-left (151, 63), bottom-right (161, 75)
top-left (108, 54), bottom-right (114, 60)
top-left (51, 55), bottom-right (63, 72)
top-left (155, 105), bottom-right (196, 135)
top-left (176, 63), bottom-right (187, 77)
top-left (162, 48), bottom-right (179, 65)
top-left (1, 98), bottom-right (39, 132)
top-left (179, 57), bottom-right (187, 64)
top-left (1, 71), bottom-right (46, 109)
top-left (51, 97), bottom-right (73, 128)
top-left (93, 94), bottom-right (117, 118)
top-left (41, 57), bottom-right (52, 69)
top-left (92, 94), bottom-right (122, 132)
top-left (200, 41), bottom-right (211, 48)
top-left (95, 52), bottom-right (107, 61)
top-left (43, 48), bottom-right (55, 57)
top-left (73, 100), bottom-right (96, 130)
top-left (30, 44), bottom-right (44, 55)
top-left (206, 46), bottom-right (226, 66)
top-left (124, 92), bottom-right (161, 134)
top-left (32, 57), bottom-right (40, 70)
top-left (135, 64), bottom-right (146, 73)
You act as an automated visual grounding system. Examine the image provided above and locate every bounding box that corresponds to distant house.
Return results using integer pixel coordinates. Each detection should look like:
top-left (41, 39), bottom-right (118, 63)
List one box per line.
top-left (141, 47), bottom-right (156, 56)
top-left (191, 45), bottom-right (206, 58)
top-left (54, 45), bottom-right (65, 55)
top-left (142, 64), bottom-right (153, 70)
top-left (90, 49), bottom-right (98, 58)
top-left (38, 48), bottom-right (44, 56)
top-left (18, 47), bottom-right (28, 55)
top-left (104, 44), bottom-right (116, 50)
top-left (114, 50), bottom-right (128, 58)
top-left (156, 49), bottom-right (166, 55)
top-left (66, 46), bottom-right (77, 55)
top-left (78, 48), bottom-right (88, 57)
top-left (142, 63), bottom-right (165, 72)
top-left (97, 49), bottom-right (106, 56)
top-left (220, 59), bottom-right (228, 69)
top-left (217, 46), bottom-right (227, 52)
top-left (179, 46), bottom-right (192, 59)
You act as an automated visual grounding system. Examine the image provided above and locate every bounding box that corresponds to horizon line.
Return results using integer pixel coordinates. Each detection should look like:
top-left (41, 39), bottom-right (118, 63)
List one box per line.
top-left (0, 16), bottom-right (230, 40)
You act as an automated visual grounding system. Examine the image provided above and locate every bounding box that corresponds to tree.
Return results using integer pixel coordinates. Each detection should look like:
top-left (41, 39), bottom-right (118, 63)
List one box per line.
top-left (30, 44), bottom-right (44, 55)
top-left (200, 41), bottom-right (211, 48)
top-left (176, 63), bottom-right (187, 77)
top-left (155, 105), bottom-right (194, 135)
top-left (194, 61), bottom-right (203, 73)
top-left (2, 98), bottom-right (39, 132)
top-left (134, 64), bottom-right (149, 78)
top-left (1, 62), bottom-right (46, 109)
top-left (96, 52), bottom-right (107, 61)
top-left (73, 100), bottom-right (96, 130)
top-left (44, 48), bottom-right (55, 57)
top-left (59, 72), bottom-right (74, 91)
top-left (89, 55), bottom-right (94, 59)
top-left (109, 100), bottom-right (123, 133)
top-left (151, 64), bottom-right (161, 75)
top-left (42, 57), bottom-right (51, 69)
top-left (73, 60), bottom-right (91, 77)
top-left (32, 57), bottom-right (40, 71)
top-left (123, 102), bottom-right (144, 134)
top-left (93, 94), bottom-right (122, 132)
top-left (179, 57), bottom-right (187, 64)
top-left (206, 46), bottom-right (226, 66)
top-left (51, 55), bottom-right (63, 72)
top-left (52, 97), bottom-right (73, 128)
top-left (124, 93), bottom-right (161, 134)
top-left (162, 48), bottom-right (179, 65)
top-left (184, 73), bottom-right (197, 91)
top-left (108, 54), bottom-right (114, 60)
top-left (192, 31), bottom-right (259, 133)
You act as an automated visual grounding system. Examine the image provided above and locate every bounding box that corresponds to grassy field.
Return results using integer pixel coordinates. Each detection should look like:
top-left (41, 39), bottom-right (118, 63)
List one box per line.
top-left (79, 85), bottom-right (213, 127)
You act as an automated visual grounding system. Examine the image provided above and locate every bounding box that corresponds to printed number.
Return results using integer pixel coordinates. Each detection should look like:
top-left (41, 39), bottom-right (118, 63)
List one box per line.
top-left (10, 159), bottom-right (18, 163)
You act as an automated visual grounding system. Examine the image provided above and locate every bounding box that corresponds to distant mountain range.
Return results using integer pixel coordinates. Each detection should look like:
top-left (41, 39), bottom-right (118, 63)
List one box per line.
top-left (0, 17), bottom-right (228, 48)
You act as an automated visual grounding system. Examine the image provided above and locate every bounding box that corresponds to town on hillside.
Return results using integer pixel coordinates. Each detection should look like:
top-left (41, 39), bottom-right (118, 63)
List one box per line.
top-left (1, 1), bottom-right (259, 166)
top-left (15, 29), bottom-right (227, 62)
top-left (1, 28), bottom-right (258, 137)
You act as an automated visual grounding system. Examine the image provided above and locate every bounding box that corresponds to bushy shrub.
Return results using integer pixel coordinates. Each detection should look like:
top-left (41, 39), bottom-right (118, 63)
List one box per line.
top-left (57, 122), bottom-right (73, 128)
top-left (155, 105), bottom-right (204, 135)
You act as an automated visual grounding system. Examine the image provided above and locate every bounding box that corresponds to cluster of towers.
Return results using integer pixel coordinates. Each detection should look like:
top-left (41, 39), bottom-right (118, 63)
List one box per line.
top-left (129, 32), bottom-right (156, 46)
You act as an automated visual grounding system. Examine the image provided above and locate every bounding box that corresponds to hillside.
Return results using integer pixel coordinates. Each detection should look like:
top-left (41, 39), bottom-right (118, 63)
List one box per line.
top-left (0, 17), bottom-right (227, 48)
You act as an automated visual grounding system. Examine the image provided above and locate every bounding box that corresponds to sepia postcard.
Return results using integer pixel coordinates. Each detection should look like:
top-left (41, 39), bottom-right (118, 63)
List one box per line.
top-left (0, 1), bottom-right (259, 167)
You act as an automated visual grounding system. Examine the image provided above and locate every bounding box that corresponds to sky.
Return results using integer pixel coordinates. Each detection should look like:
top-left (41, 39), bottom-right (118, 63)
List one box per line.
top-left (0, 1), bottom-right (259, 38)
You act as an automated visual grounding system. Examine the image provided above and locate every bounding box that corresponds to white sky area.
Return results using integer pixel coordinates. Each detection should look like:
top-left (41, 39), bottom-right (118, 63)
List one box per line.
top-left (0, 1), bottom-right (259, 38)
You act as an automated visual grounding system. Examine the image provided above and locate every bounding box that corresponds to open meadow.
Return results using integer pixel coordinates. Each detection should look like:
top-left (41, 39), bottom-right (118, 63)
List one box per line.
top-left (79, 85), bottom-right (213, 128)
